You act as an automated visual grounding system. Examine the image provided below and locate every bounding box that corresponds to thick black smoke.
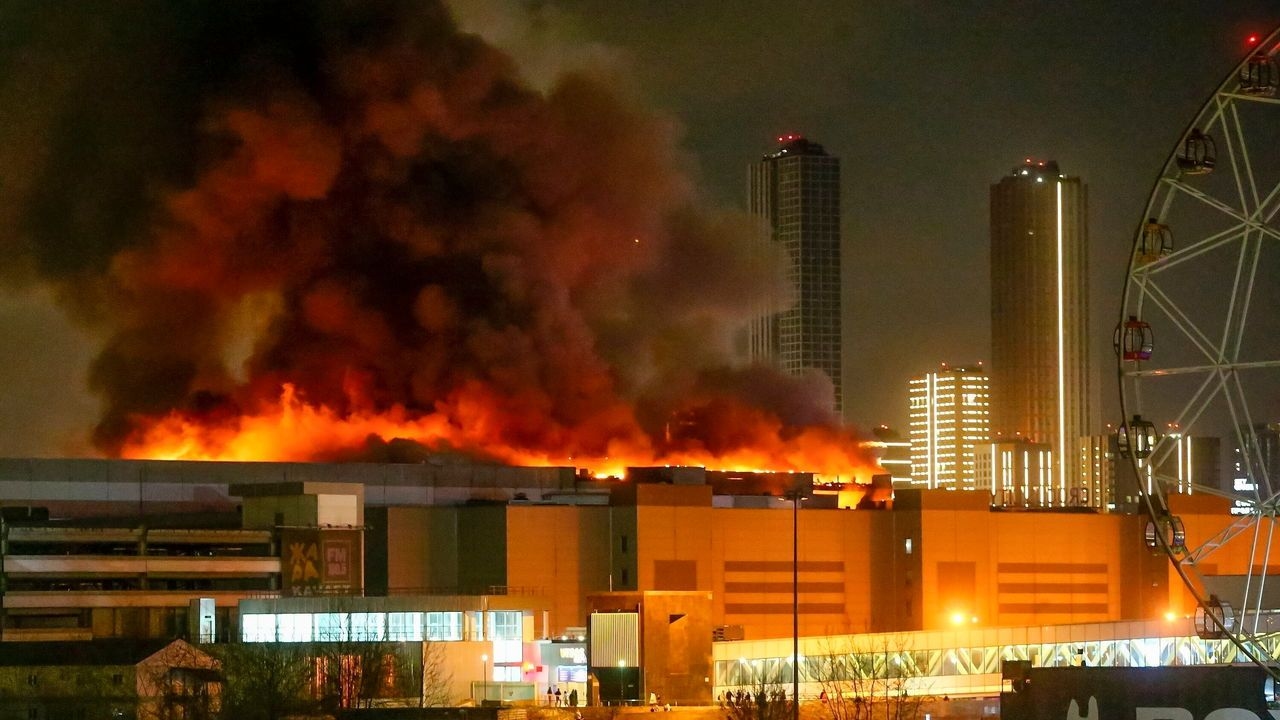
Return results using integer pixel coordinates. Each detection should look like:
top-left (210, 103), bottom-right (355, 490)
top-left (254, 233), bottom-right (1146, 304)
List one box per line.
top-left (0, 0), bottom-right (859, 466)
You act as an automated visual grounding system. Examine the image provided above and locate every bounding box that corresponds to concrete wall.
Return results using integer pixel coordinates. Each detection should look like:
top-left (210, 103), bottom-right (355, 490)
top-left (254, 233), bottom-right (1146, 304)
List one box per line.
top-left (384, 507), bottom-right (463, 593)
top-left (624, 482), bottom-right (881, 639)
top-left (638, 592), bottom-right (714, 706)
top-left (507, 505), bottom-right (611, 637)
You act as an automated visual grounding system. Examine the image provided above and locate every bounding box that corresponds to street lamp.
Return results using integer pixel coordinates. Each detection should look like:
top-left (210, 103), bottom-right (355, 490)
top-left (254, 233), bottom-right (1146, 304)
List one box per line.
top-left (787, 485), bottom-right (807, 720)
top-left (480, 653), bottom-right (488, 705)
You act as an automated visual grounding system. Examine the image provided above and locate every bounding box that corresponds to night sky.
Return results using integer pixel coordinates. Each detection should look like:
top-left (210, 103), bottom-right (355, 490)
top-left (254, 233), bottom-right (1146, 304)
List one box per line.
top-left (1, 1), bottom-right (1279, 456)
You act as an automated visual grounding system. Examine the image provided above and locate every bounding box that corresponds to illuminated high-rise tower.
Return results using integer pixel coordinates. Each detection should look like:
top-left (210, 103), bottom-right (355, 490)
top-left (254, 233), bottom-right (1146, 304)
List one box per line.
top-left (989, 159), bottom-right (1091, 506)
top-left (748, 135), bottom-right (842, 415)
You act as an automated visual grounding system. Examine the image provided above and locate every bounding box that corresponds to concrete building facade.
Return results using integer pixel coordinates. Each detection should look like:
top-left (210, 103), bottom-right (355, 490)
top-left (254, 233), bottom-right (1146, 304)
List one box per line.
top-left (0, 458), bottom-right (1260, 643)
top-left (0, 458), bottom-right (1272, 707)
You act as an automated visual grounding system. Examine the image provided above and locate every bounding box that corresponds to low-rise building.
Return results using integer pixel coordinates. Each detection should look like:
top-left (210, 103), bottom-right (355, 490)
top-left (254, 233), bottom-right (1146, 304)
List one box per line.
top-left (0, 638), bottom-right (218, 720)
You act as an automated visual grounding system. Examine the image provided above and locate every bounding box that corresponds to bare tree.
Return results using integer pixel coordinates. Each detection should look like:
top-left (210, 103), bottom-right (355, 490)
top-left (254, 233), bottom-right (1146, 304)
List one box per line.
top-left (417, 635), bottom-right (453, 702)
top-left (811, 646), bottom-right (874, 720)
top-left (214, 642), bottom-right (317, 720)
top-left (315, 639), bottom-right (452, 710)
top-left (810, 636), bottom-right (927, 720)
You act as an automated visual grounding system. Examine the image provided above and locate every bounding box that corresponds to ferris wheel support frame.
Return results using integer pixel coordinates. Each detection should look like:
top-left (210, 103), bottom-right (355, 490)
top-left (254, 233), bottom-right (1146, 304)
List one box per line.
top-left (1118, 25), bottom-right (1280, 676)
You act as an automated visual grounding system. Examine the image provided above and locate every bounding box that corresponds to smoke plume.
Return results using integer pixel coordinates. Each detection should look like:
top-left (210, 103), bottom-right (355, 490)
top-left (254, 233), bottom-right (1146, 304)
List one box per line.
top-left (0, 0), bottom-right (874, 476)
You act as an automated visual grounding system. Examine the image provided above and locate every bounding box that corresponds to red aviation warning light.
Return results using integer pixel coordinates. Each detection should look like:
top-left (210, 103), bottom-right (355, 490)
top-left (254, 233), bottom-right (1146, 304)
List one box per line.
top-left (1247, 33), bottom-right (1261, 46)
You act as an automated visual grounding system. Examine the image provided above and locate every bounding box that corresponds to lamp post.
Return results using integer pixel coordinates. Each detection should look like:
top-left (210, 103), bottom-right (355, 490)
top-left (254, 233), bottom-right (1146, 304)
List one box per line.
top-left (1, 514), bottom-right (6, 644)
top-left (791, 490), bottom-right (800, 720)
top-left (480, 653), bottom-right (488, 705)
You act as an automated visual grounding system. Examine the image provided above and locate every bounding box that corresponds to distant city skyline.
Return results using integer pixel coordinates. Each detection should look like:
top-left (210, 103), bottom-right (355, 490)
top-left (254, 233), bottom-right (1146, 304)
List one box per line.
top-left (520, 2), bottom-right (1280, 437)
top-left (1, 5), bottom-right (1280, 456)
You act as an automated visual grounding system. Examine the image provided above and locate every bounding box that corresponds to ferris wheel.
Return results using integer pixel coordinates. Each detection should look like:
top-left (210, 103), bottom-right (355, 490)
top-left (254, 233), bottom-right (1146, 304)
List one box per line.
top-left (1117, 26), bottom-right (1280, 670)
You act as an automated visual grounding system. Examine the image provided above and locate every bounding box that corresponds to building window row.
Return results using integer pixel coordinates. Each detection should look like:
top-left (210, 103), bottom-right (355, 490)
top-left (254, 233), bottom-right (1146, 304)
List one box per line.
top-left (241, 610), bottom-right (523, 643)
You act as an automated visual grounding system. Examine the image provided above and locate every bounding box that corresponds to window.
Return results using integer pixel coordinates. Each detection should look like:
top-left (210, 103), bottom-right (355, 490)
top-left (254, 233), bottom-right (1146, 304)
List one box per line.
top-left (351, 613), bottom-right (386, 641)
top-left (242, 614), bottom-right (276, 642)
top-left (388, 612), bottom-right (424, 641)
top-left (492, 639), bottom-right (522, 663)
top-left (494, 665), bottom-right (522, 682)
top-left (314, 613), bottom-right (348, 642)
top-left (425, 612), bottom-right (461, 641)
top-left (491, 611), bottom-right (522, 640)
top-left (277, 614), bottom-right (313, 643)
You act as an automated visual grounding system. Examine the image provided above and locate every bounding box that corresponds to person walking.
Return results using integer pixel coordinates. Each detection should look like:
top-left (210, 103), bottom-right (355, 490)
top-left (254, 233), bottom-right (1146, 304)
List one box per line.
top-left (569, 688), bottom-right (579, 707)
top-left (555, 687), bottom-right (563, 707)
top-left (547, 686), bottom-right (554, 706)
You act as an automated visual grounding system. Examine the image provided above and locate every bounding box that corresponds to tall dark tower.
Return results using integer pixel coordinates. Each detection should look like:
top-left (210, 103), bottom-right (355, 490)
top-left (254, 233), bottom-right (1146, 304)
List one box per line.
top-left (748, 135), bottom-right (843, 415)
top-left (990, 159), bottom-right (1091, 505)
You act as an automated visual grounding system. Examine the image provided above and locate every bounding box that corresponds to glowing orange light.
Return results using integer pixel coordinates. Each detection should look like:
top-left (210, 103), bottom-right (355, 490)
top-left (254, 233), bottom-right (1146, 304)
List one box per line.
top-left (120, 383), bottom-right (882, 482)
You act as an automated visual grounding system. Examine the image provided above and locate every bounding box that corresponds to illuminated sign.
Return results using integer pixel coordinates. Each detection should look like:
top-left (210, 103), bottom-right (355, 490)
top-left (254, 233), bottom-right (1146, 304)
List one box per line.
top-left (557, 665), bottom-right (588, 683)
top-left (559, 647), bottom-right (587, 664)
top-left (1001, 666), bottom-right (1269, 720)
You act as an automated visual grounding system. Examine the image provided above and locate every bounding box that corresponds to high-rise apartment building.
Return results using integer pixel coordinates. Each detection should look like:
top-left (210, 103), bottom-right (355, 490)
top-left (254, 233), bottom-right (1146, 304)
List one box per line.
top-left (990, 159), bottom-right (1091, 505)
top-left (908, 364), bottom-right (990, 489)
top-left (748, 135), bottom-right (842, 415)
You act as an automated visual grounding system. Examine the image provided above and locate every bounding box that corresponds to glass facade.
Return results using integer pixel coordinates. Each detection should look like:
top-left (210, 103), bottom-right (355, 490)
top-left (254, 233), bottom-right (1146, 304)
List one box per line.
top-left (492, 611), bottom-right (522, 640)
top-left (714, 632), bottom-right (1279, 694)
top-left (425, 611), bottom-right (462, 641)
top-left (240, 609), bottom-right (521, 643)
top-left (388, 612), bottom-right (424, 641)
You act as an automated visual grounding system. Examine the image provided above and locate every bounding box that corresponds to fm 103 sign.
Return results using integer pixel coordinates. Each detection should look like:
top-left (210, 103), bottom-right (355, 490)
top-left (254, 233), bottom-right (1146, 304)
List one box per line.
top-left (1001, 665), bottom-right (1273, 720)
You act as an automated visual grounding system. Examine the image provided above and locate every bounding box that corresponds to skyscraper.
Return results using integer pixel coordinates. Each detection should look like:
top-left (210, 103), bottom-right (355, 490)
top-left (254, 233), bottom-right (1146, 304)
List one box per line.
top-left (748, 135), bottom-right (842, 415)
top-left (989, 159), bottom-right (1091, 506)
top-left (908, 364), bottom-right (990, 489)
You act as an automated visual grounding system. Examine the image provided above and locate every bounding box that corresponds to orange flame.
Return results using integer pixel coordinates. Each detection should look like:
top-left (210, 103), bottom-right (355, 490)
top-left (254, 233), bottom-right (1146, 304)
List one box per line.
top-left (120, 383), bottom-right (880, 483)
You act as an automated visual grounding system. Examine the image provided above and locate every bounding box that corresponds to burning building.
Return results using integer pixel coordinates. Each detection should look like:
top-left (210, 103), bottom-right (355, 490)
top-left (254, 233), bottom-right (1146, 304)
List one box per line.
top-left (0, 0), bottom-right (878, 483)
